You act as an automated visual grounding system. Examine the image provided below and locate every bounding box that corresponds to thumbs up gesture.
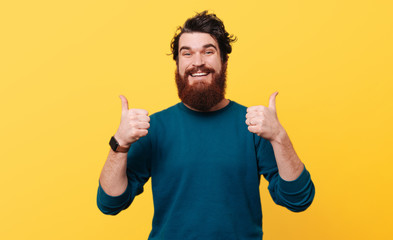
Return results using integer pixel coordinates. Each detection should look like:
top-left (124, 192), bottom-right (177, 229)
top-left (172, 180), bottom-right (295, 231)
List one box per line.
top-left (114, 95), bottom-right (150, 147)
top-left (246, 92), bottom-right (285, 141)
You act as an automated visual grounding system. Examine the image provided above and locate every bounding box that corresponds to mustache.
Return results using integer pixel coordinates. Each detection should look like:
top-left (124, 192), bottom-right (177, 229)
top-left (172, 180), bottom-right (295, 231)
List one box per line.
top-left (185, 66), bottom-right (216, 76)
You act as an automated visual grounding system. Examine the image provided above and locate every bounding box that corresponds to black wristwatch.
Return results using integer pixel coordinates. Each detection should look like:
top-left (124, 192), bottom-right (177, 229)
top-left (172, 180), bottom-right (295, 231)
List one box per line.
top-left (109, 136), bottom-right (130, 153)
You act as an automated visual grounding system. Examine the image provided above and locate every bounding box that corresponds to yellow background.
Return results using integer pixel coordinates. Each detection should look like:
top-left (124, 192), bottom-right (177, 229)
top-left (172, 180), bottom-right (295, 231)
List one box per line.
top-left (1, 0), bottom-right (392, 239)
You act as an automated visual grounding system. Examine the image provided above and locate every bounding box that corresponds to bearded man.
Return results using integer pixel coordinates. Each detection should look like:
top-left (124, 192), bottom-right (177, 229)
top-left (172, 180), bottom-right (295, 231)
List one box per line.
top-left (97, 11), bottom-right (315, 240)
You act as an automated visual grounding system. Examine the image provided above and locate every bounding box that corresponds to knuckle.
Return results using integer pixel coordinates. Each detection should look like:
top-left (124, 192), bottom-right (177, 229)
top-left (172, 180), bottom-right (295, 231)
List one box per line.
top-left (141, 115), bottom-right (149, 121)
top-left (140, 130), bottom-right (148, 136)
top-left (130, 130), bottom-right (137, 138)
top-left (129, 109), bottom-right (139, 114)
top-left (129, 122), bottom-right (137, 128)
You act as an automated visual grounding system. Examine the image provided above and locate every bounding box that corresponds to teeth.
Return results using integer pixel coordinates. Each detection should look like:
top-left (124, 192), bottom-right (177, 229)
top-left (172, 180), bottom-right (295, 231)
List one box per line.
top-left (191, 72), bottom-right (208, 77)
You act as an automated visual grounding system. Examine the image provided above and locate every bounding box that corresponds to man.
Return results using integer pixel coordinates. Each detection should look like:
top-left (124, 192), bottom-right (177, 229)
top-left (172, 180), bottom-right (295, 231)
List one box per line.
top-left (97, 11), bottom-right (315, 239)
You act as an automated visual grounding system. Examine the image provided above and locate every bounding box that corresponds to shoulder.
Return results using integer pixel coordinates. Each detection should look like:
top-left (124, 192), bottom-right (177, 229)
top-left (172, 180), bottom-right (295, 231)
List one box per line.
top-left (230, 100), bottom-right (247, 110)
top-left (148, 103), bottom-right (185, 130)
top-left (150, 103), bottom-right (182, 120)
top-left (226, 100), bottom-right (248, 117)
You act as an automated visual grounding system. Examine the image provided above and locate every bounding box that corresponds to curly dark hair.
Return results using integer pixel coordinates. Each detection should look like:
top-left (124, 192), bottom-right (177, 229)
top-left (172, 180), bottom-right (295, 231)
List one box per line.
top-left (170, 11), bottom-right (237, 64)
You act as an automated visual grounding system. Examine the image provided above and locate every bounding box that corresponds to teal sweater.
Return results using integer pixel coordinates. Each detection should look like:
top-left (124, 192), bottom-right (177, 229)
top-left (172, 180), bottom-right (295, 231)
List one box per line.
top-left (97, 101), bottom-right (315, 239)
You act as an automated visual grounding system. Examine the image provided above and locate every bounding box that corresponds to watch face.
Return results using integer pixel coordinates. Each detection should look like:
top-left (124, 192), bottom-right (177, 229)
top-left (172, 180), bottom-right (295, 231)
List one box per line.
top-left (109, 136), bottom-right (119, 151)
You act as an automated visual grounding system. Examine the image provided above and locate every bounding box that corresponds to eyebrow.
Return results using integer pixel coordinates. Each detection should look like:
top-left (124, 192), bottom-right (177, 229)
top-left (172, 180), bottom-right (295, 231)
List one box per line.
top-left (179, 44), bottom-right (218, 53)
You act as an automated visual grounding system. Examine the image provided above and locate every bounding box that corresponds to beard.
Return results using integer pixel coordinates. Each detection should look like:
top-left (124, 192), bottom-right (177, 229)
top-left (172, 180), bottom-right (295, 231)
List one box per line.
top-left (175, 63), bottom-right (227, 112)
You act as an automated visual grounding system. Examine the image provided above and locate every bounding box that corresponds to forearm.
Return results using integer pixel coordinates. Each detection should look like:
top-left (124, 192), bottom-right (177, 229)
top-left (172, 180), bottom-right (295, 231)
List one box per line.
top-left (270, 129), bottom-right (304, 181)
top-left (99, 149), bottom-right (129, 196)
top-left (97, 95), bottom-right (150, 214)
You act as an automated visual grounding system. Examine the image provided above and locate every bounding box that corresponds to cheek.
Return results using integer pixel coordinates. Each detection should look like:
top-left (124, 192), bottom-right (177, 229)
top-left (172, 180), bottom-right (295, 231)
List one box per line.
top-left (210, 58), bottom-right (222, 72)
top-left (178, 62), bottom-right (188, 76)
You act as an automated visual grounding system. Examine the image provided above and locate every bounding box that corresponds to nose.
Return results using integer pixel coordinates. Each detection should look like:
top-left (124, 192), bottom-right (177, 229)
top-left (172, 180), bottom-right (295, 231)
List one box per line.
top-left (192, 53), bottom-right (205, 67)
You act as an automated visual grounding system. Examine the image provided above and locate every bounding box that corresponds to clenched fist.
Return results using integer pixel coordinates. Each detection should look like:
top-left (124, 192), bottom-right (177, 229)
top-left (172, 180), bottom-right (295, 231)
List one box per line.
top-left (114, 95), bottom-right (150, 147)
top-left (246, 92), bottom-right (285, 142)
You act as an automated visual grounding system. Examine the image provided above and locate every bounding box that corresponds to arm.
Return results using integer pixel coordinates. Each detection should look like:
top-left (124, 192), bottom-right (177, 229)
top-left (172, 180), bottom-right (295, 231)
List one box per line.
top-left (248, 92), bottom-right (315, 211)
top-left (270, 128), bottom-right (304, 181)
top-left (99, 148), bottom-right (128, 198)
top-left (97, 95), bottom-right (150, 215)
top-left (97, 149), bottom-right (132, 215)
top-left (256, 136), bottom-right (315, 212)
top-left (246, 92), bottom-right (304, 180)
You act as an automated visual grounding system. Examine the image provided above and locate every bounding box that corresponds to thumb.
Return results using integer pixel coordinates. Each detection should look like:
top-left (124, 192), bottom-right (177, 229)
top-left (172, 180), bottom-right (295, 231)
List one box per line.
top-left (268, 92), bottom-right (278, 110)
top-left (119, 95), bottom-right (129, 112)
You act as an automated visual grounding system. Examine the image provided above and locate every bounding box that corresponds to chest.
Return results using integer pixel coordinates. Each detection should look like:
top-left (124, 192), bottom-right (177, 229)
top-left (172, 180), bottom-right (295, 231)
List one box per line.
top-left (150, 116), bottom-right (258, 183)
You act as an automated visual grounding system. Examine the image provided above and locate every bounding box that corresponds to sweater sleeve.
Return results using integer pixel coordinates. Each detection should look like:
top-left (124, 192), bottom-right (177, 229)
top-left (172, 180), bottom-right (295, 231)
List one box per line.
top-left (96, 134), bottom-right (152, 215)
top-left (256, 136), bottom-right (315, 212)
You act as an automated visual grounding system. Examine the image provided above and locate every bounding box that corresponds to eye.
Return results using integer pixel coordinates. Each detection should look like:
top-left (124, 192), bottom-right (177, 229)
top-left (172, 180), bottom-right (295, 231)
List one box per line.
top-left (182, 52), bottom-right (191, 56)
top-left (205, 48), bottom-right (216, 55)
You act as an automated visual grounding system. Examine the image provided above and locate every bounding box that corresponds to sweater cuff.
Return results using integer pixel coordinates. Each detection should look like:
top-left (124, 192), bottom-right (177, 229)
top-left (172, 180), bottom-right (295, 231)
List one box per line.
top-left (97, 181), bottom-right (132, 208)
top-left (278, 166), bottom-right (311, 194)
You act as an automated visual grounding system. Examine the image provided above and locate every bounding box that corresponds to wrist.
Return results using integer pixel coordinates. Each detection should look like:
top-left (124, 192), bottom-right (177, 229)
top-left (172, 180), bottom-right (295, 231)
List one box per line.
top-left (271, 126), bottom-right (287, 145)
top-left (114, 133), bottom-right (132, 148)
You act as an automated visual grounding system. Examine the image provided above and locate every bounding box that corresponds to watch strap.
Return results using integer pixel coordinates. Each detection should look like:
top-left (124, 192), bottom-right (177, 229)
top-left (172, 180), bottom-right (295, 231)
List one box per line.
top-left (116, 145), bottom-right (130, 153)
top-left (109, 136), bottom-right (130, 153)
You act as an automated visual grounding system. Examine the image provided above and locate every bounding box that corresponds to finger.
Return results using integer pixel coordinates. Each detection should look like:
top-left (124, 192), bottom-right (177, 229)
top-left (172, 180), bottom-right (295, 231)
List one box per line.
top-left (245, 117), bottom-right (262, 126)
top-left (245, 118), bottom-right (250, 126)
top-left (246, 119), bottom-right (257, 126)
top-left (246, 111), bottom-right (262, 119)
top-left (247, 125), bottom-right (260, 134)
top-left (119, 95), bottom-right (129, 112)
top-left (247, 105), bottom-right (266, 113)
top-left (268, 92), bottom-right (278, 110)
top-left (245, 118), bottom-right (253, 126)
top-left (134, 129), bottom-right (148, 138)
top-left (132, 115), bottom-right (150, 122)
top-left (133, 122), bottom-right (150, 129)
top-left (129, 108), bottom-right (149, 115)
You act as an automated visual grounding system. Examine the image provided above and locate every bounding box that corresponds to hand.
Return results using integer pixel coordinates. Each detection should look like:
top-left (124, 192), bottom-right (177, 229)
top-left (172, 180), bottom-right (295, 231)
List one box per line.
top-left (114, 95), bottom-right (150, 147)
top-left (246, 92), bottom-right (285, 142)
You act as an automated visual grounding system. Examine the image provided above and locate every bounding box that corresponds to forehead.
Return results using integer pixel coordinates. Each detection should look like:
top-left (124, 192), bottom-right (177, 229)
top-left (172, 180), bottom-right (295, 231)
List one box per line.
top-left (179, 32), bottom-right (219, 50)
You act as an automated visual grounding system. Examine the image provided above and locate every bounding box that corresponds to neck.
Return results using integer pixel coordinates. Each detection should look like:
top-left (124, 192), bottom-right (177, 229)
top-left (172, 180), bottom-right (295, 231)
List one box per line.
top-left (183, 98), bottom-right (230, 112)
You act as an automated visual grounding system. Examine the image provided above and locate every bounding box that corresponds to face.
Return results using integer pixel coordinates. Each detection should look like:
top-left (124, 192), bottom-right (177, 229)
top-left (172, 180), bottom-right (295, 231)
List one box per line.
top-left (178, 32), bottom-right (223, 86)
top-left (175, 32), bottom-right (227, 111)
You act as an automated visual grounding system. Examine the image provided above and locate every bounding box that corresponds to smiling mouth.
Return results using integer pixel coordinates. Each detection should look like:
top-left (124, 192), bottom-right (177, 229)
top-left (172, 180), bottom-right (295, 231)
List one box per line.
top-left (190, 72), bottom-right (210, 77)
